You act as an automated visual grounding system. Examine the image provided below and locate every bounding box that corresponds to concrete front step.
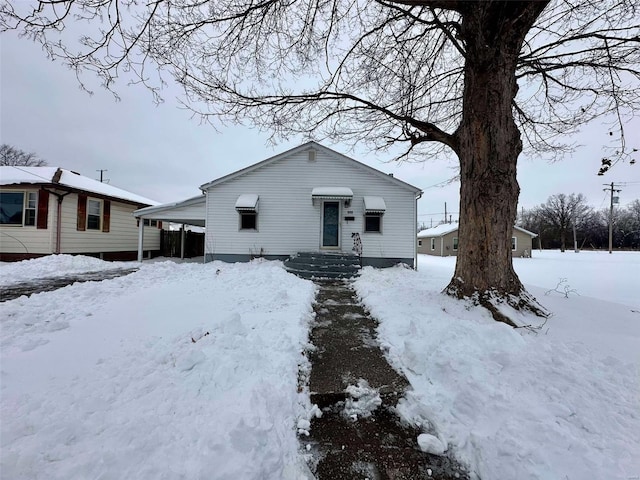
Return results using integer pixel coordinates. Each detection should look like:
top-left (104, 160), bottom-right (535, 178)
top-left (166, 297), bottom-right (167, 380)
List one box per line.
top-left (284, 251), bottom-right (361, 279)
top-left (287, 252), bottom-right (361, 266)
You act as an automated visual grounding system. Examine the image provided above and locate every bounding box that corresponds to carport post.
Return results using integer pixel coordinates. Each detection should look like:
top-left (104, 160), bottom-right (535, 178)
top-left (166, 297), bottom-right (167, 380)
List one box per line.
top-left (137, 219), bottom-right (145, 262)
top-left (180, 224), bottom-right (186, 259)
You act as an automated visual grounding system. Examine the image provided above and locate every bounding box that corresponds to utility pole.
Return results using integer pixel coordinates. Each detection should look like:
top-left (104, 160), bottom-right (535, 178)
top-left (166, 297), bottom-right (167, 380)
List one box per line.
top-left (96, 169), bottom-right (108, 183)
top-left (603, 182), bottom-right (621, 254)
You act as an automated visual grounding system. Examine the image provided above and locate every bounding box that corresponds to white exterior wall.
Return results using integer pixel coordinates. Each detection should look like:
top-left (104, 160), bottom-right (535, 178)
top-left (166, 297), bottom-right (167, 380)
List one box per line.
top-left (57, 193), bottom-right (160, 254)
top-left (0, 187), bottom-right (54, 254)
top-left (204, 149), bottom-right (417, 261)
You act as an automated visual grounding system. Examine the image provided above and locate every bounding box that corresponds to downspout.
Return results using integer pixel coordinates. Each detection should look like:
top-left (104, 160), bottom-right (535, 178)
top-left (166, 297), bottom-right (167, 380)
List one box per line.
top-left (414, 191), bottom-right (422, 270)
top-left (43, 189), bottom-right (71, 254)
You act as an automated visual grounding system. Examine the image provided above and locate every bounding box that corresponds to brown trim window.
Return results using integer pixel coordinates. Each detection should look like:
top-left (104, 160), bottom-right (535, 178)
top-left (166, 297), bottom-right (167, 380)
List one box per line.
top-left (0, 191), bottom-right (38, 226)
top-left (87, 199), bottom-right (102, 230)
top-left (24, 192), bottom-right (37, 226)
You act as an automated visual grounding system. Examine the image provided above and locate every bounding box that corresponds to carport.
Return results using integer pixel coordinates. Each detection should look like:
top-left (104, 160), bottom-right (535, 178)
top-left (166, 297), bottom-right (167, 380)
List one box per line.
top-left (133, 194), bottom-right (206, 261)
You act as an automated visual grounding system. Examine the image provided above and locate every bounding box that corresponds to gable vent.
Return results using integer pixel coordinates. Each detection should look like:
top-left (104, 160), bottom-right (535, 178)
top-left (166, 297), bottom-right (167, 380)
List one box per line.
top-left (308, 150), bottom-right (316, 162)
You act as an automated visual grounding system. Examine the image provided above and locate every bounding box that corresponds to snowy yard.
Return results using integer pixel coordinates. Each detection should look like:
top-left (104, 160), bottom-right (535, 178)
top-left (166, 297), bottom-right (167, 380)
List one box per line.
top-left (1, 251), bottom-right (639, 479)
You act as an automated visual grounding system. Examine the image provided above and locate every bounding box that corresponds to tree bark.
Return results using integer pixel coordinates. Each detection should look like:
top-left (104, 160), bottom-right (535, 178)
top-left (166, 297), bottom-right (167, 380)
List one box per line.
top-left (445, 2), bottom-right (550, 324)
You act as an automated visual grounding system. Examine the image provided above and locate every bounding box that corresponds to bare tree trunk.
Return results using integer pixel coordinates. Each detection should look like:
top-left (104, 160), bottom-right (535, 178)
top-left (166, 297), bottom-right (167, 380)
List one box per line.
top-left (560, 230), bottom-right (566, 252)
top-left (445, 2), bottom-right (549, 324)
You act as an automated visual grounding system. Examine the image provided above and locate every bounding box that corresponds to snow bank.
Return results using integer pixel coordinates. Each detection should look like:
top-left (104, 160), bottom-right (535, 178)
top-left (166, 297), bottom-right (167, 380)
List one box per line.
top-left (354, 253), bottom-right (640, 480)
top-left (0, 254), bottom-right (137, 287)
top-left (1, 258), bottom-right (316, 479)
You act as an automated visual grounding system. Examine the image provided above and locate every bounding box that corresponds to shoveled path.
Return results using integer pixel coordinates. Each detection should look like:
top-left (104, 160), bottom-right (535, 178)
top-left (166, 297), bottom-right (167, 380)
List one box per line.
top-left (0, 268), bottom-right (138, 302)
top-left (300, 279), bottom-right (468, 480)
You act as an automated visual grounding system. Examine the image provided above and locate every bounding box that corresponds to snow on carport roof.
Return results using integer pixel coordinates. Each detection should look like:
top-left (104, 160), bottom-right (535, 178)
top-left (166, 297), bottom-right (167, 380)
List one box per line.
top-left (0, 166), bottom-right (159, 206)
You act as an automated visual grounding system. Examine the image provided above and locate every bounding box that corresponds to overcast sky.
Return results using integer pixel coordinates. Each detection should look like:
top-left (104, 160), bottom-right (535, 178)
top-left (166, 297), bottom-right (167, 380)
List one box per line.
top-left (1, 32), bottom-right (638, 226)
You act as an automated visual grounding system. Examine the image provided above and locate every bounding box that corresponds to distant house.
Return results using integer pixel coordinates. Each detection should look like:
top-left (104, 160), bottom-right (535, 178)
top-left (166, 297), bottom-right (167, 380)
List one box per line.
top-left (0, 167), bottom-right (161, 261)
top-left (417, 223), bottom-right (537, 257)
top-left (135, 142), bottom-right (422, 267)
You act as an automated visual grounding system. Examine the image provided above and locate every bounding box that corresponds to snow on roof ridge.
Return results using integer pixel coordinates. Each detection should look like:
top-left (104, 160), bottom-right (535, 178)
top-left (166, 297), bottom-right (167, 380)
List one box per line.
top-left (0, 166), bottom-right (159, 206)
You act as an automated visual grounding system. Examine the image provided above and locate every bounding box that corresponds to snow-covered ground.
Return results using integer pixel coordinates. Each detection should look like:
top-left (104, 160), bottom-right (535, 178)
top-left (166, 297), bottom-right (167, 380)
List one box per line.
top-left (354, 250), bottom-right (640, 480)
top-left (1, 251), bottom-right (638, 479)
top-left (1, 258), bottom-right (316, 479)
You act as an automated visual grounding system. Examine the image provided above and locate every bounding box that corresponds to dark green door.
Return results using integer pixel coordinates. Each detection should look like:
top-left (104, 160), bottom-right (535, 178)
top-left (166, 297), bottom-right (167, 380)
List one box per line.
top-left (322, 202), bottom-right (340, 247)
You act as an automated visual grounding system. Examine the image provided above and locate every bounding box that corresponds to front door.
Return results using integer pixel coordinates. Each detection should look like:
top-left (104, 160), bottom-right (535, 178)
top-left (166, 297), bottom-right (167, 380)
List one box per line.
top-left (322, 201), bottom-right (340, 248)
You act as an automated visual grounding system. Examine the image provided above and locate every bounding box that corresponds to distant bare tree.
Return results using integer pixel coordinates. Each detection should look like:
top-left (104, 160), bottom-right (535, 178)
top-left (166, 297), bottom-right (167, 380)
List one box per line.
top-left (3, 0), bottom-right (638, 324)
top-left (539, 194), bottom-right (591, 252)
top-left (0, 144), bottom-right (47, 167)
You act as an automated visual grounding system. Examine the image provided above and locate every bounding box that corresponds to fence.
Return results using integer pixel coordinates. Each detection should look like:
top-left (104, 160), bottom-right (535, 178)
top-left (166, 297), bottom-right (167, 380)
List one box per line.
top-left (160, 230), bottom-right (205, 258)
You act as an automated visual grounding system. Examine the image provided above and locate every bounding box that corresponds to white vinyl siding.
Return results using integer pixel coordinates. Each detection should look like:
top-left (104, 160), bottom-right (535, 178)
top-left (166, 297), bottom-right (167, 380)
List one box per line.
top-left (205, 148), bottom-right (417, 260)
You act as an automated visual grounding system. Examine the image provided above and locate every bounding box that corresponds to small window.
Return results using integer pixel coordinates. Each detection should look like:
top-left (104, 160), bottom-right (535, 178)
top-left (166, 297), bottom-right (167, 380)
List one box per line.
top-left (418, 240), bottom-right (422, 247)
top-left (24, 192), bottom-right (37, 226)
top-left (143, 219), bottom-right (158, 227)
top-left (453, 237), bottom-right (459, 251)
top-left (240, 212), bottom-right (257, 230)
top-left (430, 238), bottom-right (435, 251)
top-left (364, 213), bottom-right (382, 233)
top-left (512, 237), bottom-right (517, 251)
top-left (87, 199), bottom-right (102, 230)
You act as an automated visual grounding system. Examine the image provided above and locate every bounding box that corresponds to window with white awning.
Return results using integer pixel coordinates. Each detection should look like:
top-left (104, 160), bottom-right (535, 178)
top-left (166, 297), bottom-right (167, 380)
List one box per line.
top-left (363, 196), bottom-right (386, 214)
top-left (235, 194), bottom-right (259, 230)
top-left (311, 187), bottom-right (353, 200)
top-left (235, 194), bottom-right (259, 212)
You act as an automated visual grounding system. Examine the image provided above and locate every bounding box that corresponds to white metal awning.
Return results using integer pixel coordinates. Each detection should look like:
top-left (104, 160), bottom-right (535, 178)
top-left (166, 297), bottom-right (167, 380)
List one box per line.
top-left (235, 194), bottom-right (259, 212)
top-left (363, 196), bottom-right (386, 214)
top-left (311, 187), bottom-right (353, 200)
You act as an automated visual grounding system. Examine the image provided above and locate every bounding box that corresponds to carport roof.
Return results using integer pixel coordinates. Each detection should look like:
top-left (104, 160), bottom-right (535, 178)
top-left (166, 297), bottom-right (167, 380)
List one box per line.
top-left (133, 194), bottom-right (206, 227)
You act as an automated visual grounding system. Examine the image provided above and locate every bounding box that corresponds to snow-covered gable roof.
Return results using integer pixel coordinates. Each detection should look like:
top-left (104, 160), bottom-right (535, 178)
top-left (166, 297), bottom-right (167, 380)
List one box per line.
top-left (417, 223), bottom-right (538, 238)
top-left (0, 166), bottom-right (159, 206)
top-left (514, 225), bottom-right (538, 238)
top-left (417, 223), bottom-right (459, 238)
top-left (200, 141), bottom-right (422, 194)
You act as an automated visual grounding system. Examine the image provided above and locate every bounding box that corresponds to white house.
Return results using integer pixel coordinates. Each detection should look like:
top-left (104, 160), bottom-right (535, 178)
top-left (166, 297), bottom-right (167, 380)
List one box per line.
top-left (135, 142), bottom-right (422, 267)
top-left (0, 167), bottom-right (161, 261)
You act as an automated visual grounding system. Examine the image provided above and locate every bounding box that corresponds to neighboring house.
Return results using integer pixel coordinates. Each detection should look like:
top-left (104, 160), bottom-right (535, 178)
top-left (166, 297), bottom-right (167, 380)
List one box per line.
top-left (417, 223), bottom-right (537, 257)
top-left (0, 167), bottom-right (161, 261)
top-left (135, 142), bottom-right (422, 267)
